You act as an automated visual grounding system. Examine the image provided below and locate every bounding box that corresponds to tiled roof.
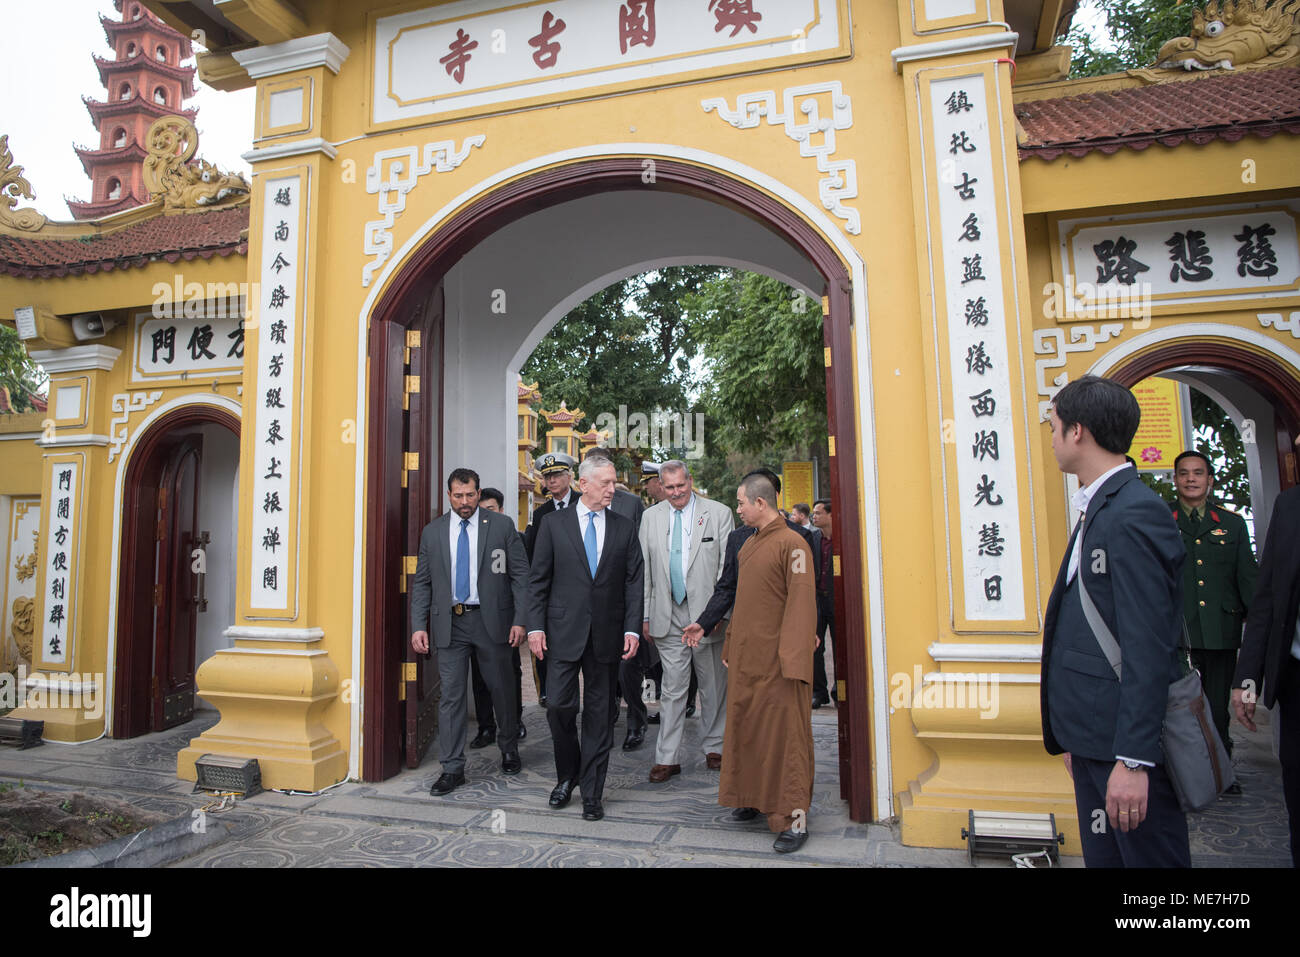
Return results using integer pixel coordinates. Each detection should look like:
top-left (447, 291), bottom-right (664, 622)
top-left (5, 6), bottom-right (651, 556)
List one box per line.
top-left (1017, 67), bottom-right (1300, 161)
top-left (0, 205), bottom-right (248, 279)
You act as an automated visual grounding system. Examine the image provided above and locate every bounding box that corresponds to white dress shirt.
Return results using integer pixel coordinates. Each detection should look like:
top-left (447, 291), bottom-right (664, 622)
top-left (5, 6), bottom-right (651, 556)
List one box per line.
top-left (551, 490), bottom-right (574, 510)
top-left (1067, 462), bottom-right (1132, 584)
top-left (447, 507), bottom-right (480, 605)
top-left (666, 493), bottom-right (697, 573)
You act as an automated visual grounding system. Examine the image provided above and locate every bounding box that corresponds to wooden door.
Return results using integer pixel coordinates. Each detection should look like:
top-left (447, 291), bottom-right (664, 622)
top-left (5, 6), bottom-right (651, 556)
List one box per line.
top-left (153, 433), bottom-right (203, 732)
top-left (404, 283), bottom-right (444, 767)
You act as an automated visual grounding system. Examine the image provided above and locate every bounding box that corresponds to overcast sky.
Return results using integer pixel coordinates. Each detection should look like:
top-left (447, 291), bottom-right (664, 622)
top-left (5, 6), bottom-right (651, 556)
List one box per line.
top-left (2, 0), bottom-right (254, 218)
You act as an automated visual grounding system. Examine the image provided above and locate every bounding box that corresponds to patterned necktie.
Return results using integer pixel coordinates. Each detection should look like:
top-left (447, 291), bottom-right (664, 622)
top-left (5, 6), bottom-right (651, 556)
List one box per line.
top-left (585, 512), bottom-right (599, 578)
top-left (556, 498), bottom-right (564, 510)
top-left (670, 509), bottom-right (687, 604)
top-left (455, 518), bottom-right (470, 602)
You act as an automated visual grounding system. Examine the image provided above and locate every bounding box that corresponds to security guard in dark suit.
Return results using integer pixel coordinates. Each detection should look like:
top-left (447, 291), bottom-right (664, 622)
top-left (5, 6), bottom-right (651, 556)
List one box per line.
top-left (1170, 450), bottom-right (1257, 774)
top-left (524, 451), bottom-right (579, 703)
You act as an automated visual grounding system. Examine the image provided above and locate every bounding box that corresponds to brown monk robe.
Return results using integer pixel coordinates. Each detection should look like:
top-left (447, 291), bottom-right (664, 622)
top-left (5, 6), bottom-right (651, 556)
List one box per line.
top-left (718, 516), bottom-right (818, 833)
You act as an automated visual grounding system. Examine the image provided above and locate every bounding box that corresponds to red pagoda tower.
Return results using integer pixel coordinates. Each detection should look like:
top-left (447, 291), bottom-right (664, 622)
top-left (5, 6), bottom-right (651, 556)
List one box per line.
top-left (68, 0), bottom-right (198, 219)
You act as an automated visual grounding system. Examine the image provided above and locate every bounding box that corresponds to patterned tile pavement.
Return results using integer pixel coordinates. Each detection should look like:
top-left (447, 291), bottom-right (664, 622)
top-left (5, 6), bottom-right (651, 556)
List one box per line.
top-left (0, 700), bottom-right (1290, 867)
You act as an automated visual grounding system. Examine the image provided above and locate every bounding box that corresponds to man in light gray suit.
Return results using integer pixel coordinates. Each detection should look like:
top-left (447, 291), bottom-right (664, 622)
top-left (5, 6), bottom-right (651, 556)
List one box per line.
top-left (411, 467), bottom-right (530, 795)
top-left (640, 460), bottom-right (735, 781)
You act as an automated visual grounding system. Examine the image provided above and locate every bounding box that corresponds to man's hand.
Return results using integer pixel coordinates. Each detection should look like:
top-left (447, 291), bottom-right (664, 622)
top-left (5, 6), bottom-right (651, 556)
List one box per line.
top-left (815, 635), bottom-right (821, 650)
top-left (1106, 761), bottom-right (1149, 832)
top-left (508, 625), bottom-right (526, 648)
top-left (528, 630), bottom-right (546, 660)
top-left (622, 634), bottom-right (640, 660)
top-left (642, 620), bottom-right (653, 643)
top-left (411, 631), bottom-right (430, 655)
top-left (682, 623), bottom-right (704, 648)
top-left (1062, 752), bottom-right (1073, 780)
top-left (1232, 687), bottom-right (1257, 732)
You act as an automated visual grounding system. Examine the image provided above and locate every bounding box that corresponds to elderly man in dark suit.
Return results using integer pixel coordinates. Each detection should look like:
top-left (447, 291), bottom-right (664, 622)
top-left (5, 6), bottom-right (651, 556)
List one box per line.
top-left (1041, 375), bottom-right (1190, 867)
top-left (528, 456), bottom-right (644, 821)
top-left (1233, 459), bottom-right (1300, 867)
top-left (410, 468), bottom-right (531, 795)
top-left (524, 451), bottom-right (579, 705)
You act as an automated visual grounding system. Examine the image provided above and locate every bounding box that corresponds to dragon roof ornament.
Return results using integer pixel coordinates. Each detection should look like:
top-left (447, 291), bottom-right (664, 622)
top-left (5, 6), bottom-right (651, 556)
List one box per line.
top-left (142, 116), bottom-right (249, 211)
top-left (1157, 0), bottom-right (1300, 71)
top-left (0, 136), bottom-right (48, 232)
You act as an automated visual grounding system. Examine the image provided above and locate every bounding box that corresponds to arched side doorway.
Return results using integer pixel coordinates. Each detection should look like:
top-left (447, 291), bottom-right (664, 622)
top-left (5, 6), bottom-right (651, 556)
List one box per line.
top-left (113, 405), bottom-right (240, 738)
top-left (362, 158), bottom-right (876, 821)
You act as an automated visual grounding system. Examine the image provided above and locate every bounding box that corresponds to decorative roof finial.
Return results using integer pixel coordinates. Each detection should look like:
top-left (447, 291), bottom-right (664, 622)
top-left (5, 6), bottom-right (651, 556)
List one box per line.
top-left (0, 136), bottom-right (49, 232)
top-left (142, 116), bottom-right (249, 211)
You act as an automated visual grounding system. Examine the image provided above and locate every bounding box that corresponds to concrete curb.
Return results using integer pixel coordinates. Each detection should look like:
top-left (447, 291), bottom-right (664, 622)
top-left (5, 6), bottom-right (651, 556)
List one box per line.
top-left (13, 812), bottom-right (231, 869)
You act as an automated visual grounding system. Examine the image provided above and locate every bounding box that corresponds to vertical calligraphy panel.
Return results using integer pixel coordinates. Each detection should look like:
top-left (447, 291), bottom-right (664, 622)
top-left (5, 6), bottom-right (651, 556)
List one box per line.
top-left (918, 66), bottom-right (1038, 629)
top-left (34, 454), bottom-right (84, 670)
top-left (248, 172), bottom-right (307, 615)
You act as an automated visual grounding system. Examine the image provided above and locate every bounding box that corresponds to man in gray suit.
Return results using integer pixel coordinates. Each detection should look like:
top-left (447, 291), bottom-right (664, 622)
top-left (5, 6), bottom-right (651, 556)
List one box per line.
top-left (411, 467), bottom-right (530, 795)
top-left (640, 460), bottom-right (735, 781)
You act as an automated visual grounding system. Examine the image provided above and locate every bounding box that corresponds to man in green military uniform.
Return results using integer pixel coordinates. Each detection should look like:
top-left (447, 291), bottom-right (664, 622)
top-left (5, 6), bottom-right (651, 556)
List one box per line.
top-left (1170, 450), bottom-right (1257, 789)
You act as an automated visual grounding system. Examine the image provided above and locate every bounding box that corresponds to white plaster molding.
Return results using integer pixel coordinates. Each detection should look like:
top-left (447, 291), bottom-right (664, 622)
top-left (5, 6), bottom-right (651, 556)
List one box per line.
top-left (928, 641), bottom-right (1042, 662)
top-left (1259, 310), bottom-right (1300, 339)
top-left (232, 32), bottom-right (350, 79)
top-left (215, 647), bottom-right (329, 657)
top-left (28, 345), bottom-right (121, 374)
top-left (242, 137), bottom-right (338, 164)
top-left (890, 31), bottom-right (1019, 70)
top-left (923, 671), bottom-right (1039, 684)
top-left (701, 82), bottom-right (860, 236)
top-left (35, 434), bottom-right (111, 448)
top-left (23, 674), bottom-right (99, 693)
top-left (1089, 322), bottom-right (1300, 379)
top-left (361, 136), bottom-right (487, 287)
top-left (223, 625), bottom-right (324, 642)
top-left (106, 391), bottom-right (164, 463)
top-left (0, 432), bottom-right (41, 442)
top-left (1032, 324), bottom-right (1125, 421)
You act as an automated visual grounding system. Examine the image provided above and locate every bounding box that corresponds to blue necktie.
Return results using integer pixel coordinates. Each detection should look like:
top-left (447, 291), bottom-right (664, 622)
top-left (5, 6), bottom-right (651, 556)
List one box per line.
top-left (585, 512), bottom-right (599, 578)
top-left (455, 518), bottom-right (470, 602)
top-left (670, 509), bottom-right (687, 604)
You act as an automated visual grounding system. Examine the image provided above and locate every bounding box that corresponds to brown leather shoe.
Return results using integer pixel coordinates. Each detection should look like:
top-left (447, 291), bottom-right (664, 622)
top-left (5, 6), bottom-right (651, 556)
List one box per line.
top-left (706, 752), bottom-right (722, 770)
top-left (648, 764), bottom-right (681, 783)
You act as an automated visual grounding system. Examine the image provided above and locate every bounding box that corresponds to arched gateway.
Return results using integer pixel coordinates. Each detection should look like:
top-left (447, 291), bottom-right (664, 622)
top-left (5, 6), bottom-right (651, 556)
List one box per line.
top-left (3, 1), bottom-right (1298, 856)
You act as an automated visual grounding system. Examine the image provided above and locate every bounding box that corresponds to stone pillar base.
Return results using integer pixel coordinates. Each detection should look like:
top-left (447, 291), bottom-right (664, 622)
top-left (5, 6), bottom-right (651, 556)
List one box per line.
top-left (896, 677), bottom-right (1080, 854)
top-left (177, 646), bottom-right (348, 793)
top-left (8, 706), bottom-right (104, 742)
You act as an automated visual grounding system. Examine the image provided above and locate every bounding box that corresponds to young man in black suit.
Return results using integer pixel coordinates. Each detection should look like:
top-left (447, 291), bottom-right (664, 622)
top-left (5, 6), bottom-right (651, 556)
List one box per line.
top-left (1233, 442), bottom-right (1300, 867)
top-left (1041, 375), bottom-right (1190, 867)
top-left (527, 456), bottom-right (644, 821)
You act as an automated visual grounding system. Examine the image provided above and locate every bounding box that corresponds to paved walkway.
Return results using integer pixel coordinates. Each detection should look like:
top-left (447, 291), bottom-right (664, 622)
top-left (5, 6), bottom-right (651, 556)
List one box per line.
top-left (0, 700), bottom-right (1290, 867)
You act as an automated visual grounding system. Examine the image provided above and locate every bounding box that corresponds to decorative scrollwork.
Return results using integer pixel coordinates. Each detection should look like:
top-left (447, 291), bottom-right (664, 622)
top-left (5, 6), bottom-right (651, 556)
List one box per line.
top-left (0, 134), bottom-right (48, 231)
top-left (1033, 324), bottom-right (1125, 420)
top-left (107, 391), bottom-right (164, 463)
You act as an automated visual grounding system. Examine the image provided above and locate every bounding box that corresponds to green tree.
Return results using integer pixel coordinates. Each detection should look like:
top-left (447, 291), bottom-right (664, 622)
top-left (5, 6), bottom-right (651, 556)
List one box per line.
top-left (1065, 0), bottom-right (1197, 77)
top-left (0, 324), bottom-right (46, 413)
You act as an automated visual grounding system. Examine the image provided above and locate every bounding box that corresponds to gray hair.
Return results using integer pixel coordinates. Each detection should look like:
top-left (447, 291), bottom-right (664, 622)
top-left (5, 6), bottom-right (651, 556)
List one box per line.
top-left (659, 459), bottom-right (690, 480)
top-left (578, 456), bottom-right (615, 481)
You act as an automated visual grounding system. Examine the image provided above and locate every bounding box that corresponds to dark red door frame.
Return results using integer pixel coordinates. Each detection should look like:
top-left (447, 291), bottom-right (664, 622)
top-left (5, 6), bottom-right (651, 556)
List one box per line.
top-left (362, 159), bottom-right (874, 822)
top-left (113, 405), bottom-right (239, 738)
top-left (1107, 342), bottom-right (1300, 490)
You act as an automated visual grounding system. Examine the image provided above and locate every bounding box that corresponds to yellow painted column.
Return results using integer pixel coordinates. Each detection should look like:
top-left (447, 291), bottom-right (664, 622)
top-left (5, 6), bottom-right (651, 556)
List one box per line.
top-left (891, 1), bottom-right (1075, 850)
top-left (178, 34), bottom-right (351, 792)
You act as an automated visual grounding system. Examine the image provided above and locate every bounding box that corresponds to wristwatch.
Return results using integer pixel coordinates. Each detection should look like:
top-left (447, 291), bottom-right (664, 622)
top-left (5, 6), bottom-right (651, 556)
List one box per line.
top-left (1121, 759), bottom-right (1144, 771)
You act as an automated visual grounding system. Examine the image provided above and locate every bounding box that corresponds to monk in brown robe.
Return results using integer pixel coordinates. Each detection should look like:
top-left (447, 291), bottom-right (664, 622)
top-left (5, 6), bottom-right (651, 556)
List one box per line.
top-left (715, 472), bottom-right (817, 853)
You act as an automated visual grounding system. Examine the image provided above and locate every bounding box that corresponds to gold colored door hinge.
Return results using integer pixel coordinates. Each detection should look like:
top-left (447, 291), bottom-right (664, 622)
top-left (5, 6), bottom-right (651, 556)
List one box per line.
top-left (824, 346), bottom-right (831, 368)
top-left (403, 661), bottom-right (418, 681)
top-left (821, 295), bottom-right (830, 317)
top-left (405, 556), bottom-right (419, 574)
top-left (406, 330), bottom-right (421, 349)
top-left (828, 435), bottom-right (836, 457)
top-left (832, 555), bottom-right (841, 577)
top-left (404, 375), bottom-right (420, 394)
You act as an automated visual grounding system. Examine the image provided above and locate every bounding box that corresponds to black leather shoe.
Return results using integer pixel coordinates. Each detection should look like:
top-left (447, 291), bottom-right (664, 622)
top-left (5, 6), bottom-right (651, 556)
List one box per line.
top-left (539, 695), bottom-right (548, 708)
top-left (728, 806), bottom-right (760, 822)
top-left (582, 801), bottom-right (604, 821)
top-left (685, 702), bottom-right (697, 718)
top-left (1225, 781), bottom-right (1243, 795)
top-left (810, 693), bottom-right (829, 710)
top-left (549, 778), bottom-right (577, 808)
top-left (773, 828), bottom-right (809, 853)
top-left (517, 724), bottom-right (527, 740)
top-left (622, 728), bottom-right (645, 751)
top-left (501, 752), bottom-right (522, 775)
top-left (469, 728), bottom-right (496, 749)
top-left (430, 772), bottom-right (465, 796)
top-left (646, 712), bottom-right (660, 725)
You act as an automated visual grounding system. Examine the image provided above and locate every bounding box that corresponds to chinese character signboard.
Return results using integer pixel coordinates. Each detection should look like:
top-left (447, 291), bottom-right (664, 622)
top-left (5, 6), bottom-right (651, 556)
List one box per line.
top-left (35, 455), bottom-right (83, 669)
top-left (132, 307), bottom-right (244, 384)
top-left (1054, 201), bottom-right (1300, 318)
top-left (1127, 376), bottom-right (1191, 472)
top-left (925, 70), bottom-right (1031, 626)
top-left (249, 173), bottom-right (305, 614)
top-left (372, 0), bottom-right (850, 127)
